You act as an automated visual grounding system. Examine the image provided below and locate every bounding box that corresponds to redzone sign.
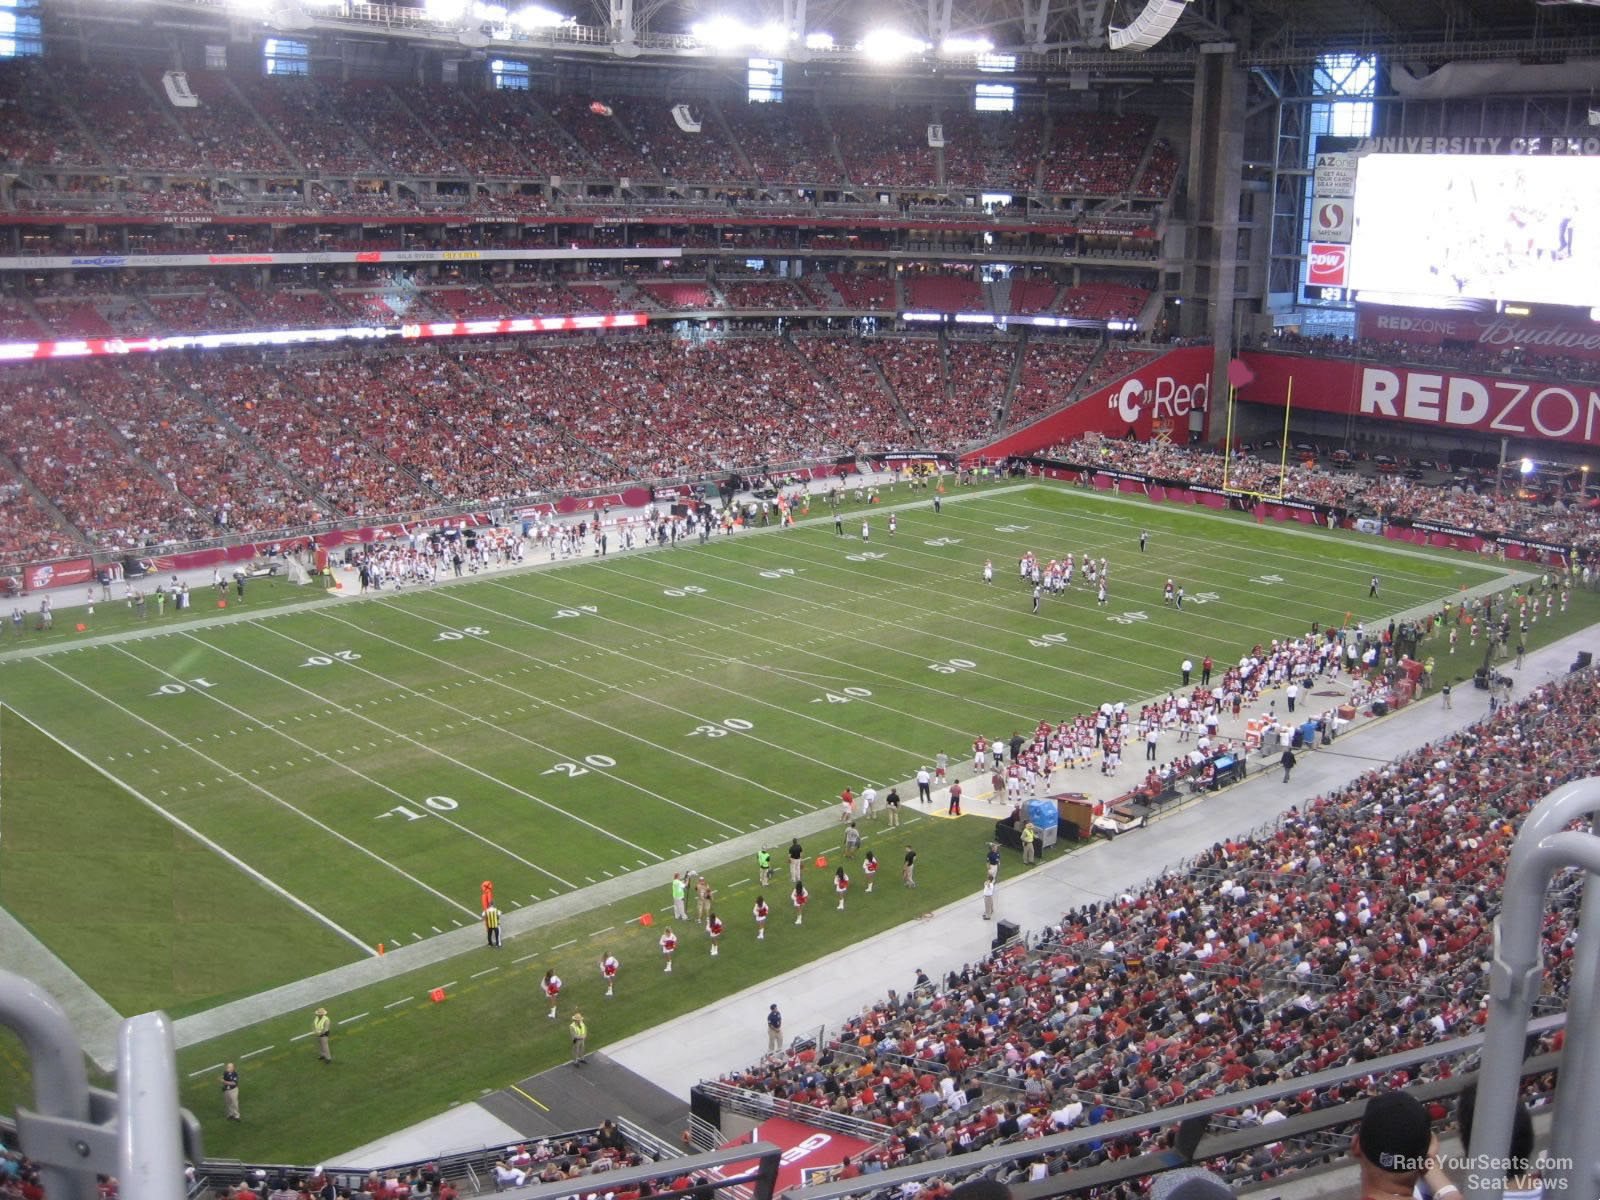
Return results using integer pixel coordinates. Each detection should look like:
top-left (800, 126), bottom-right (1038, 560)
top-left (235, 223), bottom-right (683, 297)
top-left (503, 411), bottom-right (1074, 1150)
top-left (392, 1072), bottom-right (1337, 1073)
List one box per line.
top-left (1236, 352), bottom-right (1600, 448)
top-left (1307, 243), bottom-right (1349, 287)
top-left (1361, 367), bottom-right (1600, 440)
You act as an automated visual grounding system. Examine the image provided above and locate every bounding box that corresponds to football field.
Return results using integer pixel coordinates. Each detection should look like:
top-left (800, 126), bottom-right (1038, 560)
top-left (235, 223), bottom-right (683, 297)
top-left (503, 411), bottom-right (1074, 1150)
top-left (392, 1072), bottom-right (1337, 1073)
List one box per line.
top-left (0, 484), bottom-right (1532, 1008)
top-left (0, 483), bottom-right (1547, 1048)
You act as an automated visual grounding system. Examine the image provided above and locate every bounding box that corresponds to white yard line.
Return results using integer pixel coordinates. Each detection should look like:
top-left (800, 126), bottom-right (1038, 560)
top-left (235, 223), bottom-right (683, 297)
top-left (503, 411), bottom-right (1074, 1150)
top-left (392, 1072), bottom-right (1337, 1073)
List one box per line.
top-left (4, 699), bottom-right (375, 959)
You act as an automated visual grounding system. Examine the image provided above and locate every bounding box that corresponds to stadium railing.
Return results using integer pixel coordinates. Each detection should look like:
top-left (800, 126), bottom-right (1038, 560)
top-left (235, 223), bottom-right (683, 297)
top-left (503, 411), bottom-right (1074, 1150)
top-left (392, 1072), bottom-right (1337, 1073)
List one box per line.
top-left (490, 1144), bottom-right (782, 1200)
top-left (690, 1081), bottom-right (894, 1147)
top-left (1469, 774), bottom-right (1600, 1200)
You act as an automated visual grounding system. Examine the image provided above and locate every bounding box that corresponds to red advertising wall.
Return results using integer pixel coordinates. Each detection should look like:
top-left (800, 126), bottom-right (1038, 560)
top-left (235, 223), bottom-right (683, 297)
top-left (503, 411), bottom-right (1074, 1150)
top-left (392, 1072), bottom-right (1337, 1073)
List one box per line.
top-left (23, 556), bottom-right (94, 591)
top-left (713, 1117), bottom-right (877, 1194)
top-left (1236, 352), bottom-right (1600, 449)
top-left (1358, 304), bottom-right (1600, 364)
top-left (971, 345), bottom-right (1215, 462)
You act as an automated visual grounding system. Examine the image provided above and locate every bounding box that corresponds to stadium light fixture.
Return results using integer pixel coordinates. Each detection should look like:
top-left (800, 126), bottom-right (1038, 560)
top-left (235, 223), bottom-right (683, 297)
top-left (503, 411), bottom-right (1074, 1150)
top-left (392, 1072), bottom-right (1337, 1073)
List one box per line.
top-left (803, 31), bottom-right (835, 50)
top-left (472, 2), bottom-right (507, 20)
top-left (690, 17), bottom-right (790, 53)
top-left (940, 35), bottom-right (992, 54)
top-left (424, 0), bottom-right (467, 21)
top-left (859, 28), bottom-right (928, 62)
top-left (511, 4), bottom-right (569, 26)
top-left (1520, 457), bottom-right (1535, 475)
top-left (691, 15), bottom-right (747, 48)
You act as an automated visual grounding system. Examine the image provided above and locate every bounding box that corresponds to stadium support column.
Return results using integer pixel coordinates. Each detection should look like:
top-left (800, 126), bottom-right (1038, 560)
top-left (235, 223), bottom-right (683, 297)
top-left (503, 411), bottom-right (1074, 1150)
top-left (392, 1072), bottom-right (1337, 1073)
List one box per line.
top-left (1182, 42), bottom-right (1247, 440)
top-left (783, 0), bottom-right (806, 46)
top-left (609, 0), bottom-right (637, 55)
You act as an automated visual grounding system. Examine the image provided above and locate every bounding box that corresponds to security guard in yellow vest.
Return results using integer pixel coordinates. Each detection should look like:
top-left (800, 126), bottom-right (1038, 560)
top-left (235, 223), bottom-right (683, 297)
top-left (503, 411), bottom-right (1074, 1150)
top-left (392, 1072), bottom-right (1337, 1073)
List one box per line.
top-left (313, 1008), bottom-right (332, 1062)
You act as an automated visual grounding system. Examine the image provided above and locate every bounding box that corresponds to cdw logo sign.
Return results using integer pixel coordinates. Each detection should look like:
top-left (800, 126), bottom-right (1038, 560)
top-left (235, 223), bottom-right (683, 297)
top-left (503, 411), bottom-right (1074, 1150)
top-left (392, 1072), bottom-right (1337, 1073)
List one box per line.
top-left (1307, 242), bottom-right (1348, 286)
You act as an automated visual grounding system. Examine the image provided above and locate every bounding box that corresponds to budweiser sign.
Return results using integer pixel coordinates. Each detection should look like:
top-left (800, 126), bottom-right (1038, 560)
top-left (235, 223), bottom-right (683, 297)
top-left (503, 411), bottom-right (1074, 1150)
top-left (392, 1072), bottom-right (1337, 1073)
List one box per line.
top-left (1358, 304), bottom-right (1600, 363)
top-left (1307, 243), bottom-right (1349, 287)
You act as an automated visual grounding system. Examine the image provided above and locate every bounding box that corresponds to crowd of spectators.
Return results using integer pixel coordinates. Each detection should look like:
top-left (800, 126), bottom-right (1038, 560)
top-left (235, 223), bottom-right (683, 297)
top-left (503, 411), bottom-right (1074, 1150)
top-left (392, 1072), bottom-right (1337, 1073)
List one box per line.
top-left (1134, 138), bottom-right (1180, 200)
top-left (618, 98), bottom-right (746, 183)
top-left (836, 108), bottom-right (939, 189)
top-left (863, 337), bottom-right (946, 436)
top-left (717, 279), bottom-right (813, 310)
top-left (6, 330), bottom-right (1599, 567)
top-left (715, 650), bottom-right (1598, 1195)
top-left (2, 61), bottom-right (1176, 205)
top-left (543, 95), bottom-right (655, 180)
top-left (0, 59), bottom-right (101, 167)
top-left (1040, 114), bottom-right (1156, 196)
top-left (1007, 280), bottom-right (1061, 315)
top-left (0, 369), bottom-right (216, 550)
top-left (1040, 438), bottom-right (1600, 555)
top-left (231, 76), bottom-right (377, 176)
top-left (723, 101), bottom-right (845, 186)
top-left (1058, 283), bottom-right (1150, 323)
top-left (825, 273), bottom-right (898, 311)
top-left (1007, 339), bottom-right (1097, 426)
top-left (638, 282), bottom-right (715, 311)
top-left (790, 336), bottom-right (913, 453)
top-left (159, 68), bottom-right (291, 174)
top-left (143, 287), bottom-right (257, 333)
top-left (78, 361), bottom-right (326, 534)
top-left (234, 288), bottom-right (347, 328)
top-left (904, 275), bottom-right (989, 314)
top-left (1263, 329), bottom-right (1600, 388)
top-left (940, 113), bottom-right (1047, 192)
top-left (943, 340), bottom-right (1017, 435)
top-left (167, 357), bottom-right (439, 519)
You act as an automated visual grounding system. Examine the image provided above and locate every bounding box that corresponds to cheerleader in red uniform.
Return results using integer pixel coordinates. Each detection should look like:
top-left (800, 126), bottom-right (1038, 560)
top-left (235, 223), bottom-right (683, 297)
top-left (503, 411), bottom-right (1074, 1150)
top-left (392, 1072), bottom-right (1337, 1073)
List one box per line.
top-left (793, 880), bottom-right (808, 925)
top-left (542, 969), bottom-right (562, 1018)
top-left (706, 912), bottom-right (724, 956)
top-left (863, 851), bottom-right (878, 892)
top-left (753, 895), bottom-right (770, 940)
top-left (659, 927), bottom-right (677, 972)
top-left (599, 954), bottom-right (619, 997)
top-left (834, 866), bottom-right (850, 911)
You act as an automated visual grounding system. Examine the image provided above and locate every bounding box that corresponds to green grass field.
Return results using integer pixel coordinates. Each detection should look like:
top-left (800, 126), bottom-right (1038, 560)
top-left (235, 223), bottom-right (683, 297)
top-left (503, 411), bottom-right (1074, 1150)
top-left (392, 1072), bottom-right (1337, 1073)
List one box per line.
top-left (3, 481), bottom-right (1589, 1159)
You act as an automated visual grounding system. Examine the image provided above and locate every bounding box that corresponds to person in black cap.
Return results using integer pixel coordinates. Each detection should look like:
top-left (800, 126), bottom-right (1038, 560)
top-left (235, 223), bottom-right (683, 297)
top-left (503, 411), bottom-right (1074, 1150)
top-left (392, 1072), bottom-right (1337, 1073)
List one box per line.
top-left (1352, 1090), bottom-right (1457, 1200)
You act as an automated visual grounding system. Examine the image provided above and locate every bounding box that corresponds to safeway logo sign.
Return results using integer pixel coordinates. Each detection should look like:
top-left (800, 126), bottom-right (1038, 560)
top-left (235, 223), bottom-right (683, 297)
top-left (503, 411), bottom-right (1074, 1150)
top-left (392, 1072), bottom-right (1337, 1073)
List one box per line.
top-left (1307, 243), bottom-right (1349, 286)
top-left (1313, 201), bottom-right (1352, 243)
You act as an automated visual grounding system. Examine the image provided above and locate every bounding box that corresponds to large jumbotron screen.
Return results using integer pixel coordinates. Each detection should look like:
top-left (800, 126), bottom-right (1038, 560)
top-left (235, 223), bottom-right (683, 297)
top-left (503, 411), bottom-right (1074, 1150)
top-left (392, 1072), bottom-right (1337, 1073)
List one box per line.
top-left (1347, 153), bottom-right (1600, 308)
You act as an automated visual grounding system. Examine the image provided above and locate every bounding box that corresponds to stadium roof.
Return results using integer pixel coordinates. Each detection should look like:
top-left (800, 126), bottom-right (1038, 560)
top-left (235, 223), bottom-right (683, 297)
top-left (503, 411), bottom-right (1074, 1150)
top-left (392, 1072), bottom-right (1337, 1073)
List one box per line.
top-left (38, 0), bottom-right (1600, 72)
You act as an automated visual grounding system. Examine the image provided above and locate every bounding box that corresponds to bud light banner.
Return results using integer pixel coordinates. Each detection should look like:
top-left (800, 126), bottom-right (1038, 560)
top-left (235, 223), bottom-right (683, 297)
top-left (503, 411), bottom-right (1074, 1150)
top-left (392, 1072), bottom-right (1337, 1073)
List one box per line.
top-left (974, 346), bottom-right (1214, 461)
top-left (1237, 351), bottom-right (1600, 448)
top-left (23, 556), bottom-right (95, 592)
top-left (1357, 303), bottom-right (1600, 364)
